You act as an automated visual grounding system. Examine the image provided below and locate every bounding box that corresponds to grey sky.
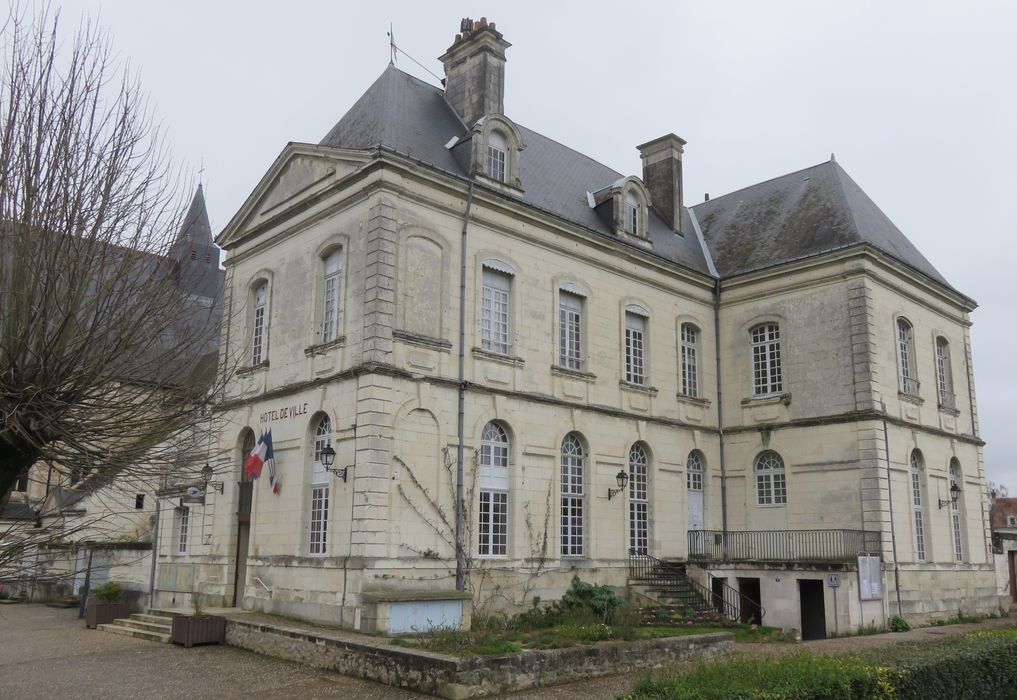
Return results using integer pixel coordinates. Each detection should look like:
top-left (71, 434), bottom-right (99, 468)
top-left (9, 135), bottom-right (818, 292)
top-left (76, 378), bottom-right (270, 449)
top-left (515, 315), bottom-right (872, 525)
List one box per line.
top-left (66, 0), bottom-right (1017, 489)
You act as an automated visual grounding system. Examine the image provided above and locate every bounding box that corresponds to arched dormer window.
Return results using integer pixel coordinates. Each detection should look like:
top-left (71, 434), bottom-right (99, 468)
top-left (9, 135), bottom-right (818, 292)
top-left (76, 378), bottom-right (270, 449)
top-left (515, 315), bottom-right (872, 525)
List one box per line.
top-left (471, 115), bottom-right (524, 191)
top-left (616, 179), bottom-right (649, 238)
top-left (624, 190), bottom-right (639, 234)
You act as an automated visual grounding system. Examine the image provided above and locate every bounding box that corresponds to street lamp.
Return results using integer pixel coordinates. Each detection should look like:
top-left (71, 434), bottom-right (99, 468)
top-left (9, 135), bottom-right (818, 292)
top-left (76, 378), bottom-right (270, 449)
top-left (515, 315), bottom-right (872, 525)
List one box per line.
top-left (321, 444), bottom-right (350, 483)
top-left (938, 481), bottom-right (961, 509)
top-left (200, 464), bottom-right (224, 494)
top-left (607, 470), bottom-right (629, 500)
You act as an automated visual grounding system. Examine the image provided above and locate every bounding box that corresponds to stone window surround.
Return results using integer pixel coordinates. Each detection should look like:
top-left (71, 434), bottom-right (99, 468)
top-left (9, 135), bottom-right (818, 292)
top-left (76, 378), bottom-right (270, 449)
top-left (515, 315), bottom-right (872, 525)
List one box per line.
top-left (467, 114), bottom-right (524, 192)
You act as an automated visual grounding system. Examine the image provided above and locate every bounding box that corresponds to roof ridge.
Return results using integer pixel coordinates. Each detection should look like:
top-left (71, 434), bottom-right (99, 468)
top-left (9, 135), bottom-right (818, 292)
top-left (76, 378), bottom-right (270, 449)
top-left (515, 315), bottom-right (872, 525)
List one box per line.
top-left (692, 159), bottom-right (834, 208)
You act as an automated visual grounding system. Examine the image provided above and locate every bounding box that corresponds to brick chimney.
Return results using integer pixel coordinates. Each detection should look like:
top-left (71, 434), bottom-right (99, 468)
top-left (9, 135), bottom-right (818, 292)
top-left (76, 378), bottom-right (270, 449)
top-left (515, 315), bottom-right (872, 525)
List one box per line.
top-left (439, 18), bottom-right (511, 127)
top-left (637, 134), bottom-right (687, 234)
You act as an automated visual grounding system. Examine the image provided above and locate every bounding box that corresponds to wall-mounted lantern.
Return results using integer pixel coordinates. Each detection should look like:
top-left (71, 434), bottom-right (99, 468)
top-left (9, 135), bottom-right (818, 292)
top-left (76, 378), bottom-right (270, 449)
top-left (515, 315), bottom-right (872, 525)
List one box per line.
top-left (607, 470), bottom-right (629, 500)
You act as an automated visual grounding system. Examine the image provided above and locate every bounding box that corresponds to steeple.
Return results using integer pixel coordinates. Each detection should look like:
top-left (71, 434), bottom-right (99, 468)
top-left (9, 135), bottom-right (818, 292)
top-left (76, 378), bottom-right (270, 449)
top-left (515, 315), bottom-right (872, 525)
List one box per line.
top-left (170, 184), bottom-right (222, 300)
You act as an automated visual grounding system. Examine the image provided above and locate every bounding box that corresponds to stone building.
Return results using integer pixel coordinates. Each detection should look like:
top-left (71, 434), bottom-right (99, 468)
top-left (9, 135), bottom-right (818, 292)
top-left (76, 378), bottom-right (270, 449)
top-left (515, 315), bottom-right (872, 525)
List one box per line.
top-left (990, 495), bottom-right (1017, 610)
top-left (152, 19), bottom-right (995, 637)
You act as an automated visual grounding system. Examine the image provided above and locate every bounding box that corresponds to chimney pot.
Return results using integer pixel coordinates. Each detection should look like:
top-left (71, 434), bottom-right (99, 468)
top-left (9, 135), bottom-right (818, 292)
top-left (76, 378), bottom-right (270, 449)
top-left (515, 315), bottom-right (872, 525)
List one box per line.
top-left (480, 17), bottom-right (488, 27)
top-left (704, 193), bottom-right (710, 202)
top-left (439, 19), bottom-right (511, 127)
top-left (637, 133), bottom-right (687, 234)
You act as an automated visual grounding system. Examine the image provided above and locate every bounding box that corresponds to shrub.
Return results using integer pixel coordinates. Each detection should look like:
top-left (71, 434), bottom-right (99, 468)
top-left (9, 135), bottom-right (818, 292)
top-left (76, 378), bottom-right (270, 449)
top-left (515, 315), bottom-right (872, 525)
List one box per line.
top-left (90, 581), bottom-right (124, 604)
top-left (890, 615), bottom-right (911, 632)
top-left (559, 575), bottom-right (625, 623)
top-left (512, 596), bottom-right (562, 630)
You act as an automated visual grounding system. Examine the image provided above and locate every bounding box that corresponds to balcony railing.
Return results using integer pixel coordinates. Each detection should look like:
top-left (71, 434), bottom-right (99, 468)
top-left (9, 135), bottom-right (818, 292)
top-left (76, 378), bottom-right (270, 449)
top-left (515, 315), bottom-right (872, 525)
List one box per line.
top-left (899, 376), bottom-right (920, 397)
top-left (938, 389), bottom-right (957, 411)
top-left (688, 529), bottom-right (882, 564)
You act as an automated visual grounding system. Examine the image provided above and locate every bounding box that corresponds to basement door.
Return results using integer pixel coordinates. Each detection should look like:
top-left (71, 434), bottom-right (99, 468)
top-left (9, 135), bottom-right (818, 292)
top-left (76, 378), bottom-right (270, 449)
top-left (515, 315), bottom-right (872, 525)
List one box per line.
top-left (799, 579), bottom-right (827, 640)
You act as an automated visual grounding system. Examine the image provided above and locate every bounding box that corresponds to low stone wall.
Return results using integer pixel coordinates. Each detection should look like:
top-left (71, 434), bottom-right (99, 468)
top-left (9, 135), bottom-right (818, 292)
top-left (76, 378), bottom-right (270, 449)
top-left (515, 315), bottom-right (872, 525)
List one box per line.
top-left (225, 617), bottom-right (732, 699)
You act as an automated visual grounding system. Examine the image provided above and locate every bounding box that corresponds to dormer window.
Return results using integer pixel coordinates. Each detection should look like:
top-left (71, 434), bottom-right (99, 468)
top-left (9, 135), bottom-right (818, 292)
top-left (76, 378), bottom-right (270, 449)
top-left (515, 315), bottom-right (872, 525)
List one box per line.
top-left (624, 191), bottom-right (639, 234)
top-left (591, 177), bottom-right (651, 240)
top-left (487, 130), bottom-right (508, 182)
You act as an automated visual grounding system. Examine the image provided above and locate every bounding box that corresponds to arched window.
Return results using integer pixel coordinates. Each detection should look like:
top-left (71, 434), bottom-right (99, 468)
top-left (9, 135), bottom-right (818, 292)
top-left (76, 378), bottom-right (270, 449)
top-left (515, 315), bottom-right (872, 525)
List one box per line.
top-left (687, 450), bottom-right (706, 532)
top-left (897, 319), bottom-right (918, 396)
top-left (309, 415), bottom-right (331, 555)
top-left (755, 451), bottom-right (786, 506)
top-left (949, 459), bottom-right (964, 562)
top-left (750, 324), bottom-right (782, 397)
top-left (487, 130), bottom-right (508, 182)
top-left (936, 337), bottom-right (954, 409)
top-left (478, 422), bottom-right (509, 557)
top-left (561, 433), bottom-right (586, 557)
top-left (321, 249), bottom-right (343, 343)
top-left (910, 450), bottom-right (926, 561)
top-left (680, 324), bottom-right (699, 398)
top-left (251, 282), bottom-right (268, 365)
top-left (687, 451), bottom-right (704, 492)
top-left (628, 443), bottom-right (649, 555)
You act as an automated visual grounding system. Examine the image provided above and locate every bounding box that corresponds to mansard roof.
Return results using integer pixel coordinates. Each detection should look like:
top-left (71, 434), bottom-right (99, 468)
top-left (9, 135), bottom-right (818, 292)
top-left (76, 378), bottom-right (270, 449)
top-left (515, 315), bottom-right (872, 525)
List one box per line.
top-left (320, 65), bottom-right (952, 291)
top-left (691, 160), bottom-right (950, 287)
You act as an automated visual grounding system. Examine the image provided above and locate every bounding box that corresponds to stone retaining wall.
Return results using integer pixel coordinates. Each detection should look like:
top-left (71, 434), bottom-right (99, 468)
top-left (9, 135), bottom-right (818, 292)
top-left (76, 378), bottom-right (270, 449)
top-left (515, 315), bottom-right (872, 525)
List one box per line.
top-left (225, 618), bottom-right (732, 698)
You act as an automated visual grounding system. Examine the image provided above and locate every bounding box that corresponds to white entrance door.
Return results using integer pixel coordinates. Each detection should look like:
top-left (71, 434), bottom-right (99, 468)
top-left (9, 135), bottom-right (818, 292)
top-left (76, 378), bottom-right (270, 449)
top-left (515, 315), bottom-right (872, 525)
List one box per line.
top-left (688, 489), bottom-right (704, 531)
top-left (687, 451), bottom-right (706, 555)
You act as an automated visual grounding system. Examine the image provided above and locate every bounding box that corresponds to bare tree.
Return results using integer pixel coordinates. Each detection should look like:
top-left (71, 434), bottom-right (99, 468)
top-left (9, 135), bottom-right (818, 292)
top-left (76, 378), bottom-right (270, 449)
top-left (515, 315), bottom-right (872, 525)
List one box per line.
top-left (0, 6), bottom-right (231, 569)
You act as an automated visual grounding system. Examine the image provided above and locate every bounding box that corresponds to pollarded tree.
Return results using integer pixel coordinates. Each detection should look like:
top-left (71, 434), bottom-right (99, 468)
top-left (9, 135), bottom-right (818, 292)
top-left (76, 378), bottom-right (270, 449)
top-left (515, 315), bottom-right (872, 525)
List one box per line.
top-left (0, 8), bottom-right (229, 514)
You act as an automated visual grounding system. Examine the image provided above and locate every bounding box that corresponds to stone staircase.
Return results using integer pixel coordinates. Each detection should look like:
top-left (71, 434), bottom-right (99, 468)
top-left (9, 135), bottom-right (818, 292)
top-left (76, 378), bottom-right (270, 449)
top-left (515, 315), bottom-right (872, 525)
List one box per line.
top-left (628, 560), bottom-right (717, 615)
top-left (97, 612), bottom-right (173, 643)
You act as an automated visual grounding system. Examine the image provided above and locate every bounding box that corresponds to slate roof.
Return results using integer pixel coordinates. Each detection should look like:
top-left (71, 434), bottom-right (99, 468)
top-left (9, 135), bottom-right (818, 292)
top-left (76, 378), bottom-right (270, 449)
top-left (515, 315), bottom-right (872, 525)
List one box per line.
top-left (320, 65), bottom-right (952, 291)
top-left (691, 161), bottom-right (951, 287)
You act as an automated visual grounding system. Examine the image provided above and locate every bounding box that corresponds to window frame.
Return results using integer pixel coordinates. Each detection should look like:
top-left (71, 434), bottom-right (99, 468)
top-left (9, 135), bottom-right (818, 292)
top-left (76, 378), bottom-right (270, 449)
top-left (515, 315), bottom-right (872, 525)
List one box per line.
top-left (628, 443), bottom-right (650, 555)
top-left (251, 281), bottom-right (268, 366)
top-left (750, 323), bottom-right (783, 398)
top-left (680, 323), bottom-right (699, 398)
top-left (949, 459), bottom-right (964, 562)
top-left (177, 506), bottom-right (190, 554)
top-left (687, 450), bottom-right (704, 492)
top-left (478, 421), bottom-right (510, 558)
top-left (897, 318), bottom-right (919, 397)
top-left (558, 291), bottom-right (585, 371)
top-left (481, 267), bottom-right (512, 355)
top-left (309, 415), bottom-right (332, 556)
top-left (560, 433), bottom-right (586, 558)
top-left (935, 336), bottom-right (954, 409)
top-left (910, 450), bottom-right (926, 562)
top-left (754, 450), bottom-right (787, 506)
top-left (321, 248), bottom-right (343, 344)
top-left (624, 311), bottom-right (647, 385)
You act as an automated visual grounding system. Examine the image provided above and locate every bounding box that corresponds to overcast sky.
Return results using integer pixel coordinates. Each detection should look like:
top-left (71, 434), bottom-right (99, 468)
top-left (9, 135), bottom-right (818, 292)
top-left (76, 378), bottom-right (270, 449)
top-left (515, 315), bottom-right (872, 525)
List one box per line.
top-left (62, 1), bottom-right (1017, 490)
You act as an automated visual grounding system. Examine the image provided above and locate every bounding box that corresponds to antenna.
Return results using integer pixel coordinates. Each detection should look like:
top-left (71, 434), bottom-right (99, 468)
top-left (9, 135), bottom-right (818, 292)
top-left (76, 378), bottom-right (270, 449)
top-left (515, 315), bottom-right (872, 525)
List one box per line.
top-left (198, 158), bottom-right (205, 187)
top-left (388, 23), bottom-right (396, 66)
top-left (387, 28), bottom-right (445, 85)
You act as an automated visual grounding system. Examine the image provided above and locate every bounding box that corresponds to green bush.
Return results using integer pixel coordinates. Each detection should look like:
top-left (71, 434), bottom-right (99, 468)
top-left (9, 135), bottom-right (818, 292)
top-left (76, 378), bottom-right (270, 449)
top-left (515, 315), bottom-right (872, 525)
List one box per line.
top-left (890, 615), bottom-right (911, 632)
top-left (559, 575), bottom-right (625, 623)
top-left (622, 630), bottom-right (1017, 700)
top-left (90, 581), bottom-right (124, 604)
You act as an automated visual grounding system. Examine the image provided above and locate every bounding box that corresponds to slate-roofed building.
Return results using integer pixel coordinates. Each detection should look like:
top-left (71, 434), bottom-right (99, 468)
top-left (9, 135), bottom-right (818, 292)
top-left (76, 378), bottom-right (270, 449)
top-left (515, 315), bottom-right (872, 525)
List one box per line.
top-left (155, 18), bottom-right (996, 638)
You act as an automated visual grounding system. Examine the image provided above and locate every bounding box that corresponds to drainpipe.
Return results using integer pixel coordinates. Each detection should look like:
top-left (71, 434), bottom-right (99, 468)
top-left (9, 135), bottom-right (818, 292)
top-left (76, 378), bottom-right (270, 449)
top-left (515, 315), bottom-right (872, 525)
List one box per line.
top-left (455, 181), bottom-right (475, 592)
top-left (148, 497), bottom-right (160, 601)
top-left (713, 278), bottom-right (729, 561)
top-left (881, 400), bottom-right (903, 617)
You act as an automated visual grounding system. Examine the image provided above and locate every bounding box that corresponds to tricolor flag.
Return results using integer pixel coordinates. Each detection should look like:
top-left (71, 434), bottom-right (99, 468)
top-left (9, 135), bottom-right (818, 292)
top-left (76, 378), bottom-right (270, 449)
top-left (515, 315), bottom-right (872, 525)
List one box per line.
top-left (244, 430), bottom-right (274, 480)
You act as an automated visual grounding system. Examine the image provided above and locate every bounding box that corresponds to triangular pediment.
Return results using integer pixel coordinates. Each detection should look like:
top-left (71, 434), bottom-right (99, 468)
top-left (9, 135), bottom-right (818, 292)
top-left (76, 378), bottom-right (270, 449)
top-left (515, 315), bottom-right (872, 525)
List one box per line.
top-left (217, 144), bottom-right (371, 247)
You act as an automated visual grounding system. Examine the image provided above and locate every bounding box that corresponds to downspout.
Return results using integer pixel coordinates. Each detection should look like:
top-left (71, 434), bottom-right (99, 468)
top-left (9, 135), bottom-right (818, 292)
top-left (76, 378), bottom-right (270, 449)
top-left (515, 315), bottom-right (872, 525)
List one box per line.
top-left (455, 181), bottom-right (475, 592)
top-left (148, 497), bottom-right (160, 601)
top-left (714, 278), bottom-right (729, 561)
top-left (881, 400), bottom-right (903, 617)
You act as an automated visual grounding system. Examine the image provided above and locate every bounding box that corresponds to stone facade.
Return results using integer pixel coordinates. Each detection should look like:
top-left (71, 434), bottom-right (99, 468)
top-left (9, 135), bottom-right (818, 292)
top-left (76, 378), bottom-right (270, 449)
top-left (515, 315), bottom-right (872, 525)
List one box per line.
top-left (152, 19), bottom-right (996, 637)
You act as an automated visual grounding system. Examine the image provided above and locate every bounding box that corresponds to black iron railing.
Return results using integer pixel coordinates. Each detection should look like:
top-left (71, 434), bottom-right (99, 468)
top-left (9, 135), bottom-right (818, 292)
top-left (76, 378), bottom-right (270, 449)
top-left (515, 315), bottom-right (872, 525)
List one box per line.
top-left (688, 529), bottom-right (881, 564)
top-left (628, 550), bottom-right (764, 624)
top-left (237, 481), bottom-right (253, 515)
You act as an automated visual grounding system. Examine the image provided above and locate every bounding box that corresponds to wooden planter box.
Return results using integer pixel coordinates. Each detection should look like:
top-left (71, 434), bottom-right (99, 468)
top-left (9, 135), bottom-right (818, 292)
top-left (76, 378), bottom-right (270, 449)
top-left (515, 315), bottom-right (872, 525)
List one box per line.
top-left (86, 601), bottom-right (130, 628)
top-left (171, 615), bottom-right (226, 647)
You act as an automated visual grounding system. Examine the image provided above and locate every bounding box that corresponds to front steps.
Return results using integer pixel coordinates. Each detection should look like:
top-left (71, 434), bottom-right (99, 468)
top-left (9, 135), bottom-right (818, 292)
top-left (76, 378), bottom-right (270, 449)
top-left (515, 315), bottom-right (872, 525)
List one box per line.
top-left (629, 559), bottom-right (718, 616)
top-left (97, 612), bottom-right (173, 643)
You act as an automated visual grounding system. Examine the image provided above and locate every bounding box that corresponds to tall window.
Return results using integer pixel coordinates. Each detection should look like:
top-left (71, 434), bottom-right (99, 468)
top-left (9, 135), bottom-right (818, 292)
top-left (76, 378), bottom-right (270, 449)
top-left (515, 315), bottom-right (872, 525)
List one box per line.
top-left (687, 451), bottom-right (704, 492)
top-left (629, 444), bottom-right (649, 555)
top-left (751, 324), bottom-right (782, 397)
top-left (478, 422), bottom-right (509, 557)
top-left (755, 451), bottom-right (787, 506)
top-left (680, 323), bottom-right (699, 398)
top-left (481, 268), bottom-right (511, 355)
top-left (936, 337), bottom-right (954, 409)
top-left (487, 130), bottom-right (507, 182)
top-left (322, 249), bottom-right (343, 343)
top-left (897, 319), bottom-right (918, 396)
top-left (251, 282), bottom-right (268, 365)
top-left (949, 459), bottom-right (964, 562)
top-left (559, 291), bottom-right (584, 370)
top-left (561, 433), bottom-right (586, 557)
top-left (178, 506), bottom-right (190, 553)
top-left (14, 470), bottom-right (28, 492)
top-left (309, 415), bottom-right (331, 555)
top-left (624, 312), bottom-right (646, 385)
top-left (624, 190), bottom-right (639, 234)
top-left (911, 450), bottom-right (926, 561)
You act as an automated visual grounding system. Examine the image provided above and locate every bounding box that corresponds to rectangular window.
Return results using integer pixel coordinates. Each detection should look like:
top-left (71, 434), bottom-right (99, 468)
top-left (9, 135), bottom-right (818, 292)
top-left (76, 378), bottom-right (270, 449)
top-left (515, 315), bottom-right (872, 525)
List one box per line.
top-left (951, 510), bottom-right (963, 562)
top-left (936, 338), bottom-right (954, 409)
top-left (625, 202), bottom-right (638, 234)
top-left (14, 471), bottom-right (28, 492)
top-left (911, 470), bottom-right (925, 561)
top-left (559, 291), bottom-right (584, 371)
top-left (680, 324), bottom-right (699, 397)
top-left (751, 324), bottom-right (782, 397)
top-left (178, 507), bottom-right (189, 554)
top-left (309, 485), bottom-right (329, 555)
top-left (252, 284), bottom-right (267, 365)
top-left (625, 312), bottom-right (646, 385)
top-left (135, 494), bottom-right (145, 510)
top-left (481, 268), bottom-right (511, 354)
top-left (322, 250), bottom-right (343, 343)
top-left (487, 146), bottom-right (506, 183)
top-left (629, 455), bottom-right (649, 555)
top-left (898, 320), bottom-right (918, 396)
top-left (478, 491), bottom-right (508, 556)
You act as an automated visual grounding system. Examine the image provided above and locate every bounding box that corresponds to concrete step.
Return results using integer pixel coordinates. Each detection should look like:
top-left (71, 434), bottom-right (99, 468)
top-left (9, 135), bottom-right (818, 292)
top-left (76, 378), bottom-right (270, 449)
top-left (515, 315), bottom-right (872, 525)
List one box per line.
top-left (132, 612), bottom-right (174, 625)
top-left (97, 622), bottom-right (170, 643)
top-left (117, 618), bottom-right (171, 634)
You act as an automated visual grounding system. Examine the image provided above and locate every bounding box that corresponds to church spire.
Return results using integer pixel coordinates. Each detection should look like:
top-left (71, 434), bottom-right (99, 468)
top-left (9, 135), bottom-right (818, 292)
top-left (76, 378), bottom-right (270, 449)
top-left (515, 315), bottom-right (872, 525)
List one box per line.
top-left (170, 184), bottom-right (222, 300)
top-left (173, 184), bottom-right (213, 250)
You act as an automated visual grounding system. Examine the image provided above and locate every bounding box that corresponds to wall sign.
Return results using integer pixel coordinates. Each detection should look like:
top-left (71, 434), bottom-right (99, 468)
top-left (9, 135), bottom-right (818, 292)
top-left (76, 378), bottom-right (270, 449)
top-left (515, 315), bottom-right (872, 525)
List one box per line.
top-left (259, 402), bottom-right (309, 424)
top-left (857, 554), bottom-right (882, 600)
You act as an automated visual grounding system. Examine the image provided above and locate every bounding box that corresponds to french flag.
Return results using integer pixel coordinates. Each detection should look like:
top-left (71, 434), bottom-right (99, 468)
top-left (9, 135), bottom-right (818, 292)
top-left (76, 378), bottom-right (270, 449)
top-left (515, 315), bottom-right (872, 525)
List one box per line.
top-left (244, 430), bottom-right (274, 480)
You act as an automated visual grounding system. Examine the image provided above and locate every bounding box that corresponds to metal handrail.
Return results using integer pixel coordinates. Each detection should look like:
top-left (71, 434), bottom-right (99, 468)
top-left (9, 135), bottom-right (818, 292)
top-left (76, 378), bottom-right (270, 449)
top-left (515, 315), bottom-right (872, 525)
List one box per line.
top-left (628, 550), bottom-right (764, 624)
top-left (688, 528), bottom-right (881, 564)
